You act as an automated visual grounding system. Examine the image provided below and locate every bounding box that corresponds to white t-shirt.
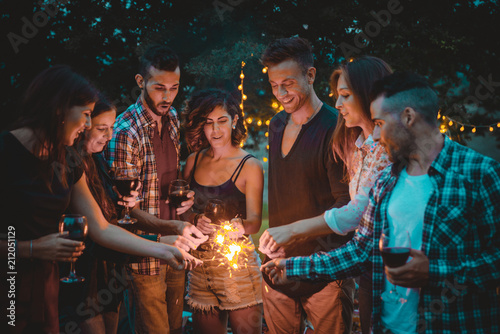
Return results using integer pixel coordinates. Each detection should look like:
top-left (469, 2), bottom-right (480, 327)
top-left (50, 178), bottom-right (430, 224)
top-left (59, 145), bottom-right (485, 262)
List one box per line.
top-left (381, 168), bottom-right (432, 334)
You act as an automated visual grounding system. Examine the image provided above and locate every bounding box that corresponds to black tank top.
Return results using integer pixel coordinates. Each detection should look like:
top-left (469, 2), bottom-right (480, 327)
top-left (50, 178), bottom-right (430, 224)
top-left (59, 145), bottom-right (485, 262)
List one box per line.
top-left (189, 152), bottom-right (253, 220)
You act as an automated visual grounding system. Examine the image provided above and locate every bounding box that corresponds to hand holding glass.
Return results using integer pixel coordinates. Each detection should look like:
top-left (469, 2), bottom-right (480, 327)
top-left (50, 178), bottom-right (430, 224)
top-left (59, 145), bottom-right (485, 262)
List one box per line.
top-left (114, 167), bottom-right (140, 227)
top-left (59, 214), bottom-right (88, 283)
top-left (379, 229), bottom-right (411, 304)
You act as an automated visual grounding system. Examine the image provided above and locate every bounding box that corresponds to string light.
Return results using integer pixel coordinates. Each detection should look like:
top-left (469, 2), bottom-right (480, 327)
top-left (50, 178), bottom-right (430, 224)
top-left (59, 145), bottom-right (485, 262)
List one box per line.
top-left (262, 67), bottom-right (268, 73)
top-left (439, 114), bottom-right (499, 135)
top-left (239, 61), bottom-right (246, 114)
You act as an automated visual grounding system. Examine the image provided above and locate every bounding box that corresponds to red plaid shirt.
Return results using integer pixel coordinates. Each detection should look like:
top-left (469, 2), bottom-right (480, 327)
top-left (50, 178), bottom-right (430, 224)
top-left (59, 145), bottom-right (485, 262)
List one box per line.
top-left (104, 97), bottom-right (180, 275)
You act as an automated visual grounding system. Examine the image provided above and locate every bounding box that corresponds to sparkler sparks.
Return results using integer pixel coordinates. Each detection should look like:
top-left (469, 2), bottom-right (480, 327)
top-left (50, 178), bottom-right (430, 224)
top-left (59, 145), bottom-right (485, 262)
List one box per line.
top-left (211, 220), bottom-right (254, 271)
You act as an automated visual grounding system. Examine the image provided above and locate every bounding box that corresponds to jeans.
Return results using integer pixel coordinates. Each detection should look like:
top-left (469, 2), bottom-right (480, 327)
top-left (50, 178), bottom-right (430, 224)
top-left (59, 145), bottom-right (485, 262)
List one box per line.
top-left (128, 265), bottom-right (185, 334)
top-left (262, 278), bottom-right (355, 334)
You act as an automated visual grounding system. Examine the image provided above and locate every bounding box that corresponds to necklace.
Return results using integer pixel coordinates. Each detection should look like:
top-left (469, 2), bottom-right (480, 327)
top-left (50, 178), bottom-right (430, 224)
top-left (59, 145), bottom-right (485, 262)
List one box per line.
top-left (289, 100), bottom-right (323, 128)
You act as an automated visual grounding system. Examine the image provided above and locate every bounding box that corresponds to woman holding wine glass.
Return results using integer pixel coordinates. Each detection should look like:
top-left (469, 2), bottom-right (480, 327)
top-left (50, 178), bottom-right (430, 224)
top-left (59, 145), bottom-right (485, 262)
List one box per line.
top-left (259, 56), bottom-right (392, 334)
top-left (182, 89), bottom-right (264, 334)
top-left (0, 65), bottom-right (197, 334)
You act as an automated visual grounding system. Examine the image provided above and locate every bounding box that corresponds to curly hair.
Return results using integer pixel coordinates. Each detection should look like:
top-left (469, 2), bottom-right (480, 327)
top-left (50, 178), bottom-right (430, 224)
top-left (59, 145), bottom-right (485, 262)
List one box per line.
top-left (183, 89), bottom-right (246, 152)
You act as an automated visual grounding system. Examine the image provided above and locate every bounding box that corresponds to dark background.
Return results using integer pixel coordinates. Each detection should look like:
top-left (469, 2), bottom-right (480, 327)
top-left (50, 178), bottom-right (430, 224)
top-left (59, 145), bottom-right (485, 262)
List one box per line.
top-left (1, 0), bottom-right (499, 160)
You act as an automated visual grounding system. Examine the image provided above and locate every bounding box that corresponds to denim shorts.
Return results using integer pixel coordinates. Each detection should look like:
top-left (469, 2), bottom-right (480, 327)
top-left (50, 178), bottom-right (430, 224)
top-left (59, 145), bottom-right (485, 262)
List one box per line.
top-left (187, 243), bottom-right (263, 312)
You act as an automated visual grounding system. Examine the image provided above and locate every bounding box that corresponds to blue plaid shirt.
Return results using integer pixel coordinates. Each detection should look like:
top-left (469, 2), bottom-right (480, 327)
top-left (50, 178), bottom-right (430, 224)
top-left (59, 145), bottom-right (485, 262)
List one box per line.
top-left (287, 137), bottom-right (500, 333)
top-left (104, 97), bottom-right (180, 275)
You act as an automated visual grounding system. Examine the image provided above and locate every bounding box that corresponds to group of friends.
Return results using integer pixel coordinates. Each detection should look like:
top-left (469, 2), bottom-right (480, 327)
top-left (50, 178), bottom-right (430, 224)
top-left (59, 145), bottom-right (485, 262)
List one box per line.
top-left (1, 36), bottom-right (499, 334)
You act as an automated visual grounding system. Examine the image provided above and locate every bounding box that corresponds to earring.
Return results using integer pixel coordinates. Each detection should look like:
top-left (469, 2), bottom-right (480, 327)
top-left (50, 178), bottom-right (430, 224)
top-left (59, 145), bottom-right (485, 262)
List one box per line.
top-left (232, 125), bottom-right (236, 129)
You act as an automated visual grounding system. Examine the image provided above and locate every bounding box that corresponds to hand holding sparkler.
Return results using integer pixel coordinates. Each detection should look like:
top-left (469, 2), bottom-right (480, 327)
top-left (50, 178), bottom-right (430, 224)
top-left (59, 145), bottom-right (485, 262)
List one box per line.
top-left (260, 258), bottom-right (290, 285)
top-left (178, 221), bottom-right (208, 246)
top-left (180, 249), bottom-right (203, 270)
top-left (258, 243), bottom-right (286, 259)
top-left (160, 235), bottom-right (198, 252)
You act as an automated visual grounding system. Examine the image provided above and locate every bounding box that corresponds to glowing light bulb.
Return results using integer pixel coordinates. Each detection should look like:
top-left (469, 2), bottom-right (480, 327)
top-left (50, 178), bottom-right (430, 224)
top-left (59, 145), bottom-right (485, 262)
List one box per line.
top-left (448, 121), bottom-right (453, 126)
top-left (238, 84), bottom-right (243, 90)
top-left (262, 67), bottom-right (268, 73)
top-left (272, 102), bottom-right (279, 109)
top-left (265, 132), bottom-right (269, 137)
top-left (247, 118), bottom-right (253, 124)
top-left (472, 127), bottom-right (477, 133)
top-left (490, 127), bottom-right (494, 132)
top-left (460, 126), bottom-right (464, 132)
top-left (266, 120), bottom-right (270, 126)
top-left (257, 120), bottom-right (262, 126)
top-left (240, 73), bottom-right (245, 79)
top-left (263, 157), bottom-right (268, 162)
top-left (242, 94), bottom-right (247, 100)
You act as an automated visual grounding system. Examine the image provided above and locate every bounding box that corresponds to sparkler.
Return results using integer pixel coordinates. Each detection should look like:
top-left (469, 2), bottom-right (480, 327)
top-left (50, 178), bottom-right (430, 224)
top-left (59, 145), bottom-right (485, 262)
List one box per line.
top-left (211, 220), bottom-right (254, 273)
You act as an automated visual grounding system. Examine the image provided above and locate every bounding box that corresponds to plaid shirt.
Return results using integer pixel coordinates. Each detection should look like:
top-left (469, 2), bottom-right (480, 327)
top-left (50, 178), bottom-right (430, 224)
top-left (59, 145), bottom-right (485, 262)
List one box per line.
top-left (104, 97), bottom-right (180, 275)
top-left (287, 136), bottom-right (500, 333)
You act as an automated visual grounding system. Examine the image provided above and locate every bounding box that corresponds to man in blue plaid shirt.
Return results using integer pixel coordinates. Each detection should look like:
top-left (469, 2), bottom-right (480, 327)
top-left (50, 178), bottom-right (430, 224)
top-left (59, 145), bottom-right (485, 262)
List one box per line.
top-left (262, 72), bottom-right (500, 333)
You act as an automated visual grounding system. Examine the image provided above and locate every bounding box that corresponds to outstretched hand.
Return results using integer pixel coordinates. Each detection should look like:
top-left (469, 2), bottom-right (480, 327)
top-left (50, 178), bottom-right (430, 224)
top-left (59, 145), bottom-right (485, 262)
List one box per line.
top-left (179, 222), bottom-right (208, 246)
top-left (259, 226), bottom-right (293, 253)
top-left (260, 258), bottom-right (290, 285)
top-left (162, 244), bottom-right (202, 270)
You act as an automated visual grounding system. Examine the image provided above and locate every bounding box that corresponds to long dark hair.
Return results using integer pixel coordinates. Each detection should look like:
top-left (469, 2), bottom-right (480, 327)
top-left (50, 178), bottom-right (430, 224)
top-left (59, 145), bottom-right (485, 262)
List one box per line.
top-left (330, 56), bottom-right (393, 177)
top-left (13, 65), bottom-right (98, 188)
top-left (75, 94), bottom-right (117, 223)
top-left (183, 89), bottom-right (246, 152)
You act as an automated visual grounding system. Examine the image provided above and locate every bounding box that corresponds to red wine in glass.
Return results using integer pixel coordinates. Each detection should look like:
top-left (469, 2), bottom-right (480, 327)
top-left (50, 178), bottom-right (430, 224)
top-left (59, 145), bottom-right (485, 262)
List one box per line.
top-left (204, 199), bottom-right (225, 226)
top-left (59, 214), bottom-right (88, 283)
top-left (114, 178), bottom-right (140, 197)
top-left (379, 229), bottom-right (411, 304)
top-left (169, 190), bottom-right (189, 208)
top-left (168, 179), bottom-right (189, 209)
top-left (381, 247), bottom-right (410, 268)
top-left (114, 167), bottom-right (140, 226)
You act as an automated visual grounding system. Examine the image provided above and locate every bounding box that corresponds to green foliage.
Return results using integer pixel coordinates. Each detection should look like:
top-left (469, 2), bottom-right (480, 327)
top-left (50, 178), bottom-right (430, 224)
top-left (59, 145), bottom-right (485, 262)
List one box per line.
top-left (1, 0), bottom-right (499, 149)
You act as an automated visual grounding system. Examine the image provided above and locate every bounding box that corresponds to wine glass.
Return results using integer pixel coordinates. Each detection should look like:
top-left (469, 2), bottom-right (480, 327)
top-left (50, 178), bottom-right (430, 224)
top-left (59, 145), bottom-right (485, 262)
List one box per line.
top-left (114, 167), bottom-right (140, 227)
top-left (379, 229), bottom-right (411, 304)
top-left (59, 214), bottom-right (88, 283)
top-left (204, 199), bottom-right (225, 226)
top-left (168, 179), bottom-right (190, 211)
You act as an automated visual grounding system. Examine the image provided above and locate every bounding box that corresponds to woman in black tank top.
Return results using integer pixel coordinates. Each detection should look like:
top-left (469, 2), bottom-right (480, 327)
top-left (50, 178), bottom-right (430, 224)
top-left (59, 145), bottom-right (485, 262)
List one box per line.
top-left (182, 89), bottom-right (264, 334)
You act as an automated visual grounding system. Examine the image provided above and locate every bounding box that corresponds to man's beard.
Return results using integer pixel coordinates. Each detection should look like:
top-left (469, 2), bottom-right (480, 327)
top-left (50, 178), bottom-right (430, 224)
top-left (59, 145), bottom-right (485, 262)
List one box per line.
top-left (144, 88), bottom-right (171, 117)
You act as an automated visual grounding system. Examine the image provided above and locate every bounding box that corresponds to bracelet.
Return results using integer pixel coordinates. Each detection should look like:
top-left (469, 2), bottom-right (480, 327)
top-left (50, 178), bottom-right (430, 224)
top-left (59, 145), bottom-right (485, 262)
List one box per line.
top-left (192, 214), bottom-right (200, 226)
top-left (29, 240), bottom-right (33, 258)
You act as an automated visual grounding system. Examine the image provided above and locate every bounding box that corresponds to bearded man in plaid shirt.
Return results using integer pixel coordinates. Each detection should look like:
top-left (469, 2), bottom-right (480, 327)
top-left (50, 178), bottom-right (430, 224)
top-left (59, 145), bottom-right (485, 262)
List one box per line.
top-left (262, 72), bottom-right (500, 333)
top-left (105, 45), bottom-right (202, 334)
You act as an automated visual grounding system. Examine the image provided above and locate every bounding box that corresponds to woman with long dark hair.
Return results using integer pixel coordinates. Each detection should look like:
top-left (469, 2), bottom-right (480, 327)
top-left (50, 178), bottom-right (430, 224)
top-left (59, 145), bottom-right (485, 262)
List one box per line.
top-left (0, 65), bottom-right (196, 333)
top-left (260, 56), bottom-right (393, 334)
